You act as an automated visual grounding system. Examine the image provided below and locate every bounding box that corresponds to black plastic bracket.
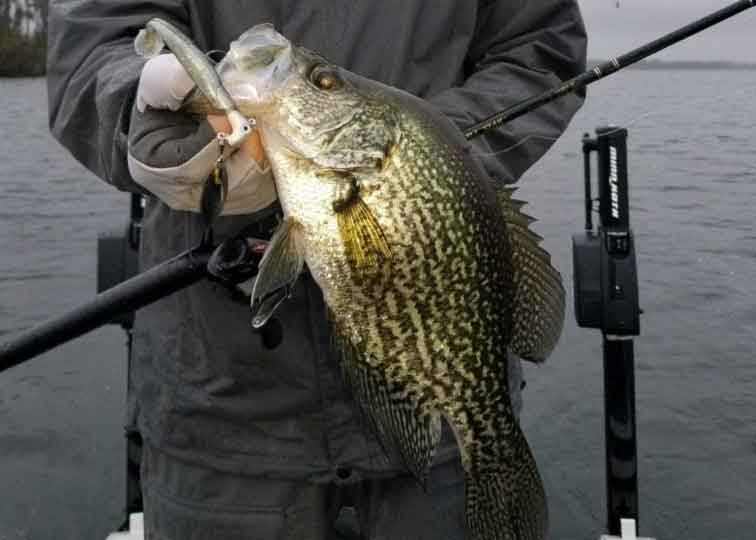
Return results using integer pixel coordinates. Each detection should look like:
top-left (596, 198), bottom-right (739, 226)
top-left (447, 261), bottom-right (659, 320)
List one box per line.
top-left (573, 126), bottom-right (643, 536)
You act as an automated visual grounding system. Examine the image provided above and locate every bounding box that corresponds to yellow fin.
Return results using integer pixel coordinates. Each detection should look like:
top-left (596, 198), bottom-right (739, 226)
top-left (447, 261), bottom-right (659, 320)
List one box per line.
top-left (337, 196), bottom-right (391, 269)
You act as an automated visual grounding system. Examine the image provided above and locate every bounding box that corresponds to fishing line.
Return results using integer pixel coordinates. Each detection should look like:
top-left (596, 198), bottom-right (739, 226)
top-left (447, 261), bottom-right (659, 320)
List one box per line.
top-left (464, 1), bottom-right (756, 140)
top-left (589, 82), bottom-right (756, 140)
top-left (468, 82), bottom-right (756, 163)
top-left (469, 134), bottom-right (561, 159)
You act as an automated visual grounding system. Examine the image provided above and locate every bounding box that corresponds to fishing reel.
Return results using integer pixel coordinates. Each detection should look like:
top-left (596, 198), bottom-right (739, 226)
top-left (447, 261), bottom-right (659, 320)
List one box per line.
top-left (573, 126), bottom-right (640, 336)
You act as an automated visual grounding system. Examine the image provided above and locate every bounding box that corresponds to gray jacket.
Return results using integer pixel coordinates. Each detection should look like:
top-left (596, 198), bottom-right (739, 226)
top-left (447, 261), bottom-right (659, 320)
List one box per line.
top-left (47, 0), bottom-right (586, 480)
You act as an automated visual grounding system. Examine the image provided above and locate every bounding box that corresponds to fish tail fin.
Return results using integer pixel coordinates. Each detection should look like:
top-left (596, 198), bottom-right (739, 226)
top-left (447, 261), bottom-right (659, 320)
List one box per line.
top-left (135, 26), bottom-right (165, 58)
top-left (464, 427), bottom-right (548, 540)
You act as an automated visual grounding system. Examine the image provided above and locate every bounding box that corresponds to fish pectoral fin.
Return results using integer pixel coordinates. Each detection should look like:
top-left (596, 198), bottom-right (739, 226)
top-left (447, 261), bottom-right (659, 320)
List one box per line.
top-left (336, 195), bottom-right (391, 270)
top-left (497, 186), bottom-right (565, 363)
top-left (250, 218), bottom-right (304, 326)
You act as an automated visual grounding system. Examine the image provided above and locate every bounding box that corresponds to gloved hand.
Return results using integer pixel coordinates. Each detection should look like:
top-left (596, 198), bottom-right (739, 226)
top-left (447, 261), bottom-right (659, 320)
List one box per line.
top-left (128, 54), bottom-right (276, 215)
top-left (135, 53), bottom-right (196, 113)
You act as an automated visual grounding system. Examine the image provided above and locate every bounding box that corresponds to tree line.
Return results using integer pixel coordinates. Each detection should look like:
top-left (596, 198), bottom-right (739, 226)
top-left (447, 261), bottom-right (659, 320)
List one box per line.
top-left (0, 0), bottom-right (48, 76)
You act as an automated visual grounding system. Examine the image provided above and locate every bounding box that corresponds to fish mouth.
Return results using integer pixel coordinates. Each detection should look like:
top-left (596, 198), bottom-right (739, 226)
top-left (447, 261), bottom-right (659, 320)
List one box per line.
top-left (216, 24), bottom-right (295, 110)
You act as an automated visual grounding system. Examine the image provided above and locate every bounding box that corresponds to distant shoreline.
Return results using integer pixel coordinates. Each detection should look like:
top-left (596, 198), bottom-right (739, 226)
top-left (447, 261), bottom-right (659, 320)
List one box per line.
top-left (589, 59), bottom-right (756, 71)
top-left (3, 52), bottom-right (755, 78)
top-left (0, 29), bottom-right (46, 77)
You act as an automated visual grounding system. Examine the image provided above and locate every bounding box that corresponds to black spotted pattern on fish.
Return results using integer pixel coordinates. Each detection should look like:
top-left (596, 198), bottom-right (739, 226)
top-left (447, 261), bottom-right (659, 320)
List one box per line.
top-left (217, 31), bottom-right (563, 539)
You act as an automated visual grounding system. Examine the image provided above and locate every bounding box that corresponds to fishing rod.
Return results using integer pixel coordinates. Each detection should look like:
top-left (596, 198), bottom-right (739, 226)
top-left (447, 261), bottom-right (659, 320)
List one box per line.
top-left (0, 221), bottom-right (270, 372)
top-left (464, 0), bottom-right (756, 140)
top-left (0, 245), bottom-right (212, 372)
top-left (1, 0), bottom-right (753, 371)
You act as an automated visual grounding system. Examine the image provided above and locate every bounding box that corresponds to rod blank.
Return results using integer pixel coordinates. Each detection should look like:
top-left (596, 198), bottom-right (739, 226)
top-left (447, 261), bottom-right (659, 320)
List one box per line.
top-left (0, 248), bottom-right (211, 373)
top-left (464, 0), bottom-right (756, 140)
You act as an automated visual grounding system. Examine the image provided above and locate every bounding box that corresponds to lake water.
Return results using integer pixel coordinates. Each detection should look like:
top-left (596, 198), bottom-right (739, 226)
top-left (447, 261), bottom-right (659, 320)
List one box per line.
top-left (1, 71), bottom-right (755, 539)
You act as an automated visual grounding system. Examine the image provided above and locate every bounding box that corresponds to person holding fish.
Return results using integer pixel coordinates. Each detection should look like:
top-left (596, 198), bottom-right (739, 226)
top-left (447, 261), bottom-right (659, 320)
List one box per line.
top-left (47, 2), bottom-right (586, 539)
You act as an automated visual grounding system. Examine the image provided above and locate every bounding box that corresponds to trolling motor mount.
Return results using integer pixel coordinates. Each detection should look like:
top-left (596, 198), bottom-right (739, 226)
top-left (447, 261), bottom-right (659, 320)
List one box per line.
top-left (573, 127), bottom-right (645, 538)
top-left (573, 126), bottom-right (640, 336)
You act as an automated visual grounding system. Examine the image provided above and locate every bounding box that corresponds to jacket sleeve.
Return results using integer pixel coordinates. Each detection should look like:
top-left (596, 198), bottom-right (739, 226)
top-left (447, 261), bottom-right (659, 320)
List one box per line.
top-left (429, 0), bottom-right (587, 184)
top-left (47, 1), bottom-right (190, 192)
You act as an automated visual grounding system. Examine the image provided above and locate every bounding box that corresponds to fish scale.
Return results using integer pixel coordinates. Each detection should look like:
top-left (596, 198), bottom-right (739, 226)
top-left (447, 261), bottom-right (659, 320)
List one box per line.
top-left (183, 24), bottom-right (565, 540)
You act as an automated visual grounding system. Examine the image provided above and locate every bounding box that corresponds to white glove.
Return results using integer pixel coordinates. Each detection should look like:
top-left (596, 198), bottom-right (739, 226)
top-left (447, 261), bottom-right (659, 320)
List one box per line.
top-left (136, 53), bottom-right (197, 113)
top-left (129, 54), bottom-right (276, 215)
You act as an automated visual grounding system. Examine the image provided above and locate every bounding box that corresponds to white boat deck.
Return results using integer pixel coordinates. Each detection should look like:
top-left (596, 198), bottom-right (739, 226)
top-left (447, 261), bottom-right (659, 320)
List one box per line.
top-left (106, 514), bottom-right (657, 540)
top-left (106, 513), bottom-right (143, 540)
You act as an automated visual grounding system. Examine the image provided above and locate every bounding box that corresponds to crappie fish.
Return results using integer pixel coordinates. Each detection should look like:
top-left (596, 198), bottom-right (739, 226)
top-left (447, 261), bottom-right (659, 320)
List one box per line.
top-left (185, 24), bottom-right (565, 540)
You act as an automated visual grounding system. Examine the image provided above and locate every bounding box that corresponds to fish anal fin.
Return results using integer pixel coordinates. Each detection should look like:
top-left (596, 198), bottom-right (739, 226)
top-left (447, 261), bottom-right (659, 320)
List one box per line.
top-left (336, 331), bottom-right (440, 485)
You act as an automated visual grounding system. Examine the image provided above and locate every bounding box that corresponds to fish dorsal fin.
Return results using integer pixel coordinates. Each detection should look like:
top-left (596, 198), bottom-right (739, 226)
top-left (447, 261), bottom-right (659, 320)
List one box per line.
top-left (334, 324), bottom-right (441, 486)
top-left (250, 217), bottom-right (304, 327)
top-left (498, 186), bottom-right (565, 362)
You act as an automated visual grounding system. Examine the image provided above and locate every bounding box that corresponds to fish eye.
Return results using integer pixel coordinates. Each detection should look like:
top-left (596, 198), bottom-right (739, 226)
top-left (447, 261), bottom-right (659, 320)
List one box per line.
top-left (310, 65), bottom-right (342, 91)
